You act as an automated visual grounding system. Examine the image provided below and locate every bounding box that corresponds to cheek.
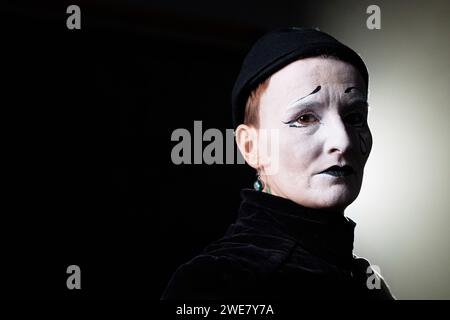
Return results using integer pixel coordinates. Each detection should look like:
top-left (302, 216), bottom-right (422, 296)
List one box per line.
top-left (277, 132), bottom-right (320, 173)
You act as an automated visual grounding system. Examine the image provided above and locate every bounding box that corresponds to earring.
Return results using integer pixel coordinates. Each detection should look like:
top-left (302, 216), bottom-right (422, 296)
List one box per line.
top-left (253, 173), bottom-right (264, 191)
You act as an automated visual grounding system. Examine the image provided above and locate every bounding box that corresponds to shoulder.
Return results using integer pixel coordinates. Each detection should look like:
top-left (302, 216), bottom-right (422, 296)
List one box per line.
top-left (161, 235), bottom-right (296, 300)
top-left (160, 254), bottom-right (255, 300)
top-left (204, 232), bottom-right (297, 274)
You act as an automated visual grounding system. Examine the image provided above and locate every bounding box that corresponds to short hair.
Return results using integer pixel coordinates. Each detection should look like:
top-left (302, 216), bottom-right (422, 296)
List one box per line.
top-left (243, 77), bottom-right (270, 127)
top-left (243, 54), bottom-right (349, 128)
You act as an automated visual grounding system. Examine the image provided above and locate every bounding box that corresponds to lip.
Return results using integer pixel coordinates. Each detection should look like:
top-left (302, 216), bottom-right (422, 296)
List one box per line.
top-left (319, 164), bottom-right (355, 177)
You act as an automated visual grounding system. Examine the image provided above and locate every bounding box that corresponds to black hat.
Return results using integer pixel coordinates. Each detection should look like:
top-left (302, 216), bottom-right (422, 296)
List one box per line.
top-left (231, 27), bottom-right (369, 128)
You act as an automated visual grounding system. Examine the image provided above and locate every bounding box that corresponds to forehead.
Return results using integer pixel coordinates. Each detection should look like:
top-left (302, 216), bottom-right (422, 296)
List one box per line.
top-left (267, 57), bottom-right (366, 96)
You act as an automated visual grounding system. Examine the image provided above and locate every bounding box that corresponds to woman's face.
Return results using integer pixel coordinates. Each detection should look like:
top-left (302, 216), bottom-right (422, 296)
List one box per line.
top-left (256, 57), bottom-right (372, 211)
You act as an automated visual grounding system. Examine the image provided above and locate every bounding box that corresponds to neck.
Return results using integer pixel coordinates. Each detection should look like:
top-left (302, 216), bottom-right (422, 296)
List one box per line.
top-left (261, 181), bottom-right (345, 216)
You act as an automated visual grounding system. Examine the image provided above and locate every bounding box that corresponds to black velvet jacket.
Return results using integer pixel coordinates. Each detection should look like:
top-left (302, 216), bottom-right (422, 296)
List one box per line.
top-left (162, 189), bottom-right (394, 300)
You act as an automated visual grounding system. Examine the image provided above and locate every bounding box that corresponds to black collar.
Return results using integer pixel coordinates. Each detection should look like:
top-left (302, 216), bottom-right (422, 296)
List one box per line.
top-left (238, 189), bottom-right (356, 268)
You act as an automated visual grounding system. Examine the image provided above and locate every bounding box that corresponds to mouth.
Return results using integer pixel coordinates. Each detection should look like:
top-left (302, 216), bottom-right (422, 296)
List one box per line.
top-left (319, 165), bottom-right (355, 177)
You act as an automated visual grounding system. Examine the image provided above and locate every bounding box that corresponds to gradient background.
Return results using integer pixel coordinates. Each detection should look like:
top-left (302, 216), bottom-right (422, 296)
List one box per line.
top-left (305, 0), bottom-right (450, 300)
top-left (2, 0), bottom-right (449, 299)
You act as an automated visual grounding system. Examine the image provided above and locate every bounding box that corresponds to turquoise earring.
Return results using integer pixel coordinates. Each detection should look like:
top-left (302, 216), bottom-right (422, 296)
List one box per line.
top-left (254, 173), bottom-right (264, 191)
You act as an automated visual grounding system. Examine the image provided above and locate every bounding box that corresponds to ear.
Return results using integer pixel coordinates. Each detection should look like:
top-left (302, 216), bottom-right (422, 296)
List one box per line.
top-left (235, 124), bottom-right (260, 170)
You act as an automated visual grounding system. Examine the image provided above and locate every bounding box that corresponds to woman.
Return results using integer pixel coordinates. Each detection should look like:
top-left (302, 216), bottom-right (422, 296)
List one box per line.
top-left (162, 27), bottom-right (394, 300)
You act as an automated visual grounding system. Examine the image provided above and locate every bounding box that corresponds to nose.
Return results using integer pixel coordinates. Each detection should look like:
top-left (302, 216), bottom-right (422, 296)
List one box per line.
top-left (323, 116), bottom-right (352, 156)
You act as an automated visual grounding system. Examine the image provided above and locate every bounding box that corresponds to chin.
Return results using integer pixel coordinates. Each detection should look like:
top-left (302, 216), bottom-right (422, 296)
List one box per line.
top-left (317, 189), bottom-right (359, 211)
top-left (294, 187), bottom-right (359, 211)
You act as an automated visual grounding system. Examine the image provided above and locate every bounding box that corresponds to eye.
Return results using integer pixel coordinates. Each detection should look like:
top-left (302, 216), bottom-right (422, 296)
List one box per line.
top-left (282, 109), bottom-right (321, 128)
top-left (295, 113), bottom-right (319, 125)
top-left (345, 112), bottom-right (366, 126)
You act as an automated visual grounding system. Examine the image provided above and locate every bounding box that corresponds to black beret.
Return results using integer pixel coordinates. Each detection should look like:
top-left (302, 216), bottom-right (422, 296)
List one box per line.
top-left (231, 27), bottom-right (369, 128)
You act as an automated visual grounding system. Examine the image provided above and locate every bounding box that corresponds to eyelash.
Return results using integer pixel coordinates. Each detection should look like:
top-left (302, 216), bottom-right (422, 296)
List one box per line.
top-left (284, 110), bottom-right (320, 128)
top-left (284, 110), bottom-right (367, 128)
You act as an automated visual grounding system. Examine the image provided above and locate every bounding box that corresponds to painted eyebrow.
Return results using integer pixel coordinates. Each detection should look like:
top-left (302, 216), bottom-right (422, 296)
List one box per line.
top-left (289, 85), bottom-right (321, 105)
top-left (289, 85), bottom-right (365, 106)
top-left (286, 85), bottom-right (367, 112)
top-left (345, 86), bottom-right (365, 94)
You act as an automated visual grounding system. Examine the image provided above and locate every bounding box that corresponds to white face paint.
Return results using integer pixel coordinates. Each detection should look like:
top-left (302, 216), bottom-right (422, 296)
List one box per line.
top-left (257, 57), bottom-right (372, 212)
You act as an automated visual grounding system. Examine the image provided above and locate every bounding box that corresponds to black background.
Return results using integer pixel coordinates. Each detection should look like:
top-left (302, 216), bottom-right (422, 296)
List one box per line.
top-left (1, 0), bottom-right (307, 298)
